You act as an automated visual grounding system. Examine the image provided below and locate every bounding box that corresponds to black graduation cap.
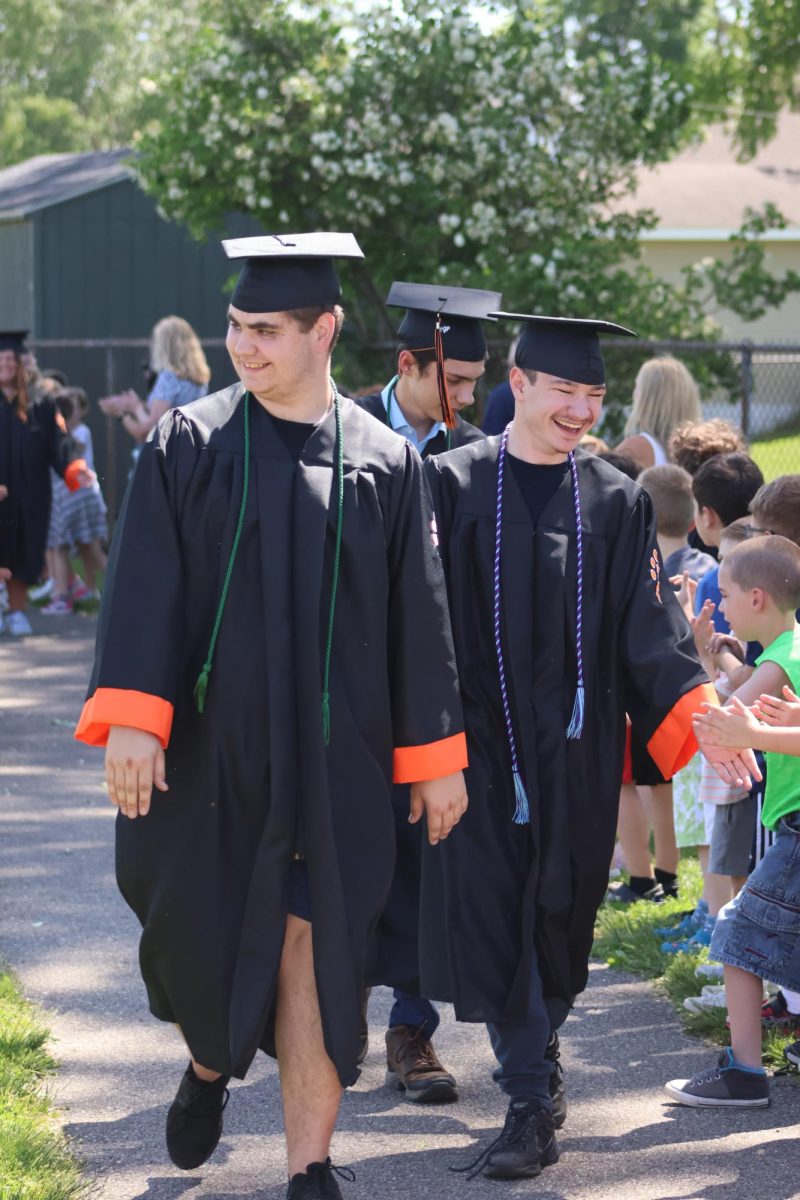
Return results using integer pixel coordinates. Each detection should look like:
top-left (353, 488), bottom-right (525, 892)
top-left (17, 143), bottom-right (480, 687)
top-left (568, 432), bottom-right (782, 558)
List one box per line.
top-left (0, 331), bottom-right (29, 354)
top-left (387, 282), bottom-right (502, 428)
top-left (223, 232), bottom-right (365, 313)
top-left (489, 313), bottom-right (636, 386)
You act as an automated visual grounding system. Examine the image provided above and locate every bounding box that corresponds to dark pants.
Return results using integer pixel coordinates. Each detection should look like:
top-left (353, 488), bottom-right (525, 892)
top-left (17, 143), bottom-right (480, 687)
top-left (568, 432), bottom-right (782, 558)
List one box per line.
top-left (389, 991), bottom-right (439, 1039)
top-left (486, 947), bottom-right (553, 1105)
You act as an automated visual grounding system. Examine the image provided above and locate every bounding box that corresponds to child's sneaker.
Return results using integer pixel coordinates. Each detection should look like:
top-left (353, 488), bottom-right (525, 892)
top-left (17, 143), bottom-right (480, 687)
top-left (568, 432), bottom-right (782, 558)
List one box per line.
top-left (665, 1049), bottom-right (769, 1108)
top-left (70, 579), bottom-right (96, 602)
top-left (683, 987), bottom-right (727, 1014)
top-left (6, 610), bottom-right (33, 636)
top-left (28, 577), bottom-right (54, 603)
top-left (695, 961), bottom-right (724, 981)
top-left (783, 1040), bottom-right (800, 1068)
top-left (41, 595), bottom-right (73, 616)
top-left (607, 880), bottom-right (665, 904)
top-left (661, 923), bottom-right (714, 956)
top-left (726, 990), bottom-right (800, 1033)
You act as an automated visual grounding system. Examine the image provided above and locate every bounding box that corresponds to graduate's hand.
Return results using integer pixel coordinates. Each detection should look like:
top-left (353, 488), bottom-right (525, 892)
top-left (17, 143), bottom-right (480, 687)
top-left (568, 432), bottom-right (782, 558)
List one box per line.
top-left (105, 727), bottom-right (168, 819)
top-left (693, 697), bottom-right (762, 749)
top-left (409, 771), bottom-right (468, 845)
top-left (700, 741), bottom-right (761, 790)
top-left (753, 686), bottom-right (800, 728)
top-left (0, 484), bottom-right (7, 501)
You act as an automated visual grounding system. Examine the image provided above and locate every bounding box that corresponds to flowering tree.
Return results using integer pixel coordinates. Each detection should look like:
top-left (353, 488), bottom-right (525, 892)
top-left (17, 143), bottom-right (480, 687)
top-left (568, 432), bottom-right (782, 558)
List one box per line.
top-left (135, 0), bottom-right (800, 406)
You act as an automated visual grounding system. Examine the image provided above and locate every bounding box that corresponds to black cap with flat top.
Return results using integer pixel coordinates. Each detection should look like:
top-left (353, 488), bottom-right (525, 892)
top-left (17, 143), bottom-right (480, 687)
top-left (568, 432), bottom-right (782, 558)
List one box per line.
top-left (0, 331), bottom-right (29, 354)
top-left (489, 312), bottom-right (637, 385)
top-left (223, 232), bottom-right (365, 313)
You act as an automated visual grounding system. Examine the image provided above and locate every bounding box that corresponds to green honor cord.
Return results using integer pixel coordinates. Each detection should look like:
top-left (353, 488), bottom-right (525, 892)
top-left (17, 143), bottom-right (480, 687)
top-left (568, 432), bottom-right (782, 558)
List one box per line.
top-left (194, 390), bottom-right (251, 714)
top-left (194, 382), bottom-right (345, 750)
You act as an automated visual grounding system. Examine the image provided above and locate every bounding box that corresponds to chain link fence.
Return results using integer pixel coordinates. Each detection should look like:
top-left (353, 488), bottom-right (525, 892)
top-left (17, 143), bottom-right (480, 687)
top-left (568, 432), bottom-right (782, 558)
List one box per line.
top-left (31, 336), bottom-right (800, 521)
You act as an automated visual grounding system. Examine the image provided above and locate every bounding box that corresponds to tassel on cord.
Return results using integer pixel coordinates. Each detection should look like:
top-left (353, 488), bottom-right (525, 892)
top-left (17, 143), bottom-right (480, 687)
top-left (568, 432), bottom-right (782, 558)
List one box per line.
top-left (434, 315), bottom-right (458, 430)
top-left (512, 769), bottom-right (530, 825)
top-left (321, 691), bottom-right (331, 747)
top-left (566, 683), bottom-right (585, 740)
top-left (194, 665), bottom-right (211, 714)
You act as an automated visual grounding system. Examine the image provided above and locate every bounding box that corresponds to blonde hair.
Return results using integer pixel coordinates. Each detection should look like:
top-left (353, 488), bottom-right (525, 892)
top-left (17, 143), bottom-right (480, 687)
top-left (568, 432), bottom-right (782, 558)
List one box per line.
top-left (624, 356), bottom-right (701, 449)
top-left (150, 316), bottom-right (211, 386)
top-left (723, 535), bottom-right (800, 613)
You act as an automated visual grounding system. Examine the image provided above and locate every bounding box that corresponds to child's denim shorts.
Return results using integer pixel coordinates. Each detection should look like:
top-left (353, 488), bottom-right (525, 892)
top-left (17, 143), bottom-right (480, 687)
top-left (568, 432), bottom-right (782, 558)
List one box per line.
top-left (710, 810), bottom-right (800, 991)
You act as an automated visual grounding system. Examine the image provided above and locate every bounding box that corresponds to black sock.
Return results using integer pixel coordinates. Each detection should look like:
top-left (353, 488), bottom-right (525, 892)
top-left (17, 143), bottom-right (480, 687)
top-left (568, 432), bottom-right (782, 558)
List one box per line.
top-left (654, 868), bottom-right (679, 897)
top-left (629, 874), bottom-right (658, 897)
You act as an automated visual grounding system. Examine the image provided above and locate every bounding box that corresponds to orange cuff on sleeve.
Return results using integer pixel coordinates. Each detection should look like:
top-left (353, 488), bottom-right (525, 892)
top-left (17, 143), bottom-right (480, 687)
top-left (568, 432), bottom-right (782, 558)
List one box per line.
top-left (393, 731), bottom-right (468, 784)
top-left (647, 682), bottom-right (718, 778)
top-left (74, 688), bottom-right (174, 749)
top-left (64, 459), bottom-right (87, 493)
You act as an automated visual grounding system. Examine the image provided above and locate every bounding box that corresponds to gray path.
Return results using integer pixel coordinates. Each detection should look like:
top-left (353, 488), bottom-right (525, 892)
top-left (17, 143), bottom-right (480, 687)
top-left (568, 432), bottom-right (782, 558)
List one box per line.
top-left (2, 616), bottom-right (800, 1199)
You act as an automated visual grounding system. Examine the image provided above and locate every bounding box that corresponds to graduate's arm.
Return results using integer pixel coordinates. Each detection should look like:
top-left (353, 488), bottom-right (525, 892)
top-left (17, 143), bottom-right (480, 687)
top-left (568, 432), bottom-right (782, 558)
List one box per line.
top-left (612, 490), bottom-right (745, 779)
top-left (387, 446), bottom-right (468, 843)
top-left (75, 412), bottom-right (187, 760)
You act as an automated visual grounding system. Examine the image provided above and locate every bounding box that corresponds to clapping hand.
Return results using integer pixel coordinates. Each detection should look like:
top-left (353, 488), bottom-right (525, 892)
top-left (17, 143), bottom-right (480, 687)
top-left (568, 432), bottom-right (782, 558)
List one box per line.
top-left (753, 686), bottom-right (800, 728)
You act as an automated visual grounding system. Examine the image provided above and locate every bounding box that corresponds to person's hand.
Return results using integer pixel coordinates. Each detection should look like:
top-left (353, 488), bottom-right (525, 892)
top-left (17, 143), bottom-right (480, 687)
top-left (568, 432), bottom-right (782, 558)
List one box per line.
top-left (99, 389), bottom-right (139, 418)
top-left (690, 599), bottom-right (716, 671)
top-left (670, 571), bottom-right (697, 621)
top-left (0, 484), bottom-right (7, 502)
top-left (0, 567), bottom-right (10, 582)
top-left (409, 770), bottom-right (468, 845)
top-left (753, 686), bottom-right (800, 728)
top-left (76, 468), bottom-right (97, 489)
top-left (105, 726), bottom-right (168, 819)
top-left (709, 632), bottom-right (745, 664)
top-left (693, 696), bottom-right (762, 749)
top-left (700, 741), bottom-right (761, 789)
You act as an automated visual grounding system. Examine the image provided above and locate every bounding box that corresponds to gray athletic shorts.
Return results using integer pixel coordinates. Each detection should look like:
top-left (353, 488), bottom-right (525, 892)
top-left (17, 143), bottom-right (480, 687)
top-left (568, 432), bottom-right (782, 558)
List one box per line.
top-left (709, 795), bottom-right (757, 877)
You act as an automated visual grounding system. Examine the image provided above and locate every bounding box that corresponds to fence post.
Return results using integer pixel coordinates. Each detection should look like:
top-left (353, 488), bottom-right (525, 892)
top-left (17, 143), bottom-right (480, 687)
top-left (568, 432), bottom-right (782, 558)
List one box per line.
top-left (740, 342), bottom-right (753, 440)
top-left (104, 345), bottom-right (118, 532)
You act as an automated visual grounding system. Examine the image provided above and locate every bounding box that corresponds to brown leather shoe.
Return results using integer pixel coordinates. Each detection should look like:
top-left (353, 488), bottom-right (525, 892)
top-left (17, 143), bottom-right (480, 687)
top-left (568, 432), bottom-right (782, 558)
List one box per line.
top-left (385, 1024), bottom-right (458, 1103)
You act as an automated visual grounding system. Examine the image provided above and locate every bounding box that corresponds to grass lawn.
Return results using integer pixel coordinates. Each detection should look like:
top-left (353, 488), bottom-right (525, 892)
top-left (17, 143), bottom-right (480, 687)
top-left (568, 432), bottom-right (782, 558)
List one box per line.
top-left (750, 431), bottom-right (800, 482)
top-left (594, 859), bottom-right (798, 1075)
top-left (0, 967), bottom-right (87, 1200)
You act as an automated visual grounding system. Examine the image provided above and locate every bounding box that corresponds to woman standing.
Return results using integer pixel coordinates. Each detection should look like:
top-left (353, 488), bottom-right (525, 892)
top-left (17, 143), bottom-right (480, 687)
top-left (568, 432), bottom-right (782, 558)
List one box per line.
top-left (99, 315), bottom-right (210, 442)
top-left (0, 331), bottom-right (87, 635)
top-left (615, 355), bottom-right (702, 470)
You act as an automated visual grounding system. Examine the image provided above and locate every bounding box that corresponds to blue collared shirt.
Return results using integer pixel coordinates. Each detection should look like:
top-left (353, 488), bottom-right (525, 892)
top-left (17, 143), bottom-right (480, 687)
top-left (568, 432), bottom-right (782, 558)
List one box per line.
top-left (381, 376), bottom-right (446, 454)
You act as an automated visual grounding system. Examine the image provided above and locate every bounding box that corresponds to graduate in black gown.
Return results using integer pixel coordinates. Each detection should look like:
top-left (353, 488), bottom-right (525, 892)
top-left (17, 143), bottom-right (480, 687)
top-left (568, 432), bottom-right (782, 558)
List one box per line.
top-left (0, 330), bottom-right (88, 636)
top-left (75, 234), bottom-right (469, 1200)
top-left (420, 313), bottom-right (754, 1181)
top-left (358, 283), bottom-right (498, 1104)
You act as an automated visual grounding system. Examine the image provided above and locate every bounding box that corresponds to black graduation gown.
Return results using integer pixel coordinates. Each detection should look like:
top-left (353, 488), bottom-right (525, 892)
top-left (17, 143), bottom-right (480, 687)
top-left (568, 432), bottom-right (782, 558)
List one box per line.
top-left (356, 390), bottom-right (484, 458)
top-left (75, 384), bottom-right (466, 1085)
top-left (357, 387), bottom-right (484, 994)
top-left (0, 393), bottom-right (79, 582)
top-left (421, 441), bottom-right (714, 1023)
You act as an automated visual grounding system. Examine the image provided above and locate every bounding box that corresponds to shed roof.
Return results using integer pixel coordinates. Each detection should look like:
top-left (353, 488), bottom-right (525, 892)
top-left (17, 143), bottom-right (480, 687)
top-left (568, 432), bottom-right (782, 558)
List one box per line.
top-left (613, 111), bottom-right (800, 240)
top-left (0, 149), bottom-right (132, 221)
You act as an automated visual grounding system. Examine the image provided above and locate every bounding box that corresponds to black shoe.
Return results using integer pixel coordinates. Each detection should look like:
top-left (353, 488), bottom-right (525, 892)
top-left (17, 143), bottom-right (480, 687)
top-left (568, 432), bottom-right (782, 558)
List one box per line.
top-left (545, 1031), bottom-right (566, 1129)
top-left (785, 1038), bottom-right (800, 1068)
top-left (166, 1063), bottom-right (230, 1169)
top-left (286, 1159), bottom-right (356, 1198)
top-left (606, 880), bottom-right (665, 904)
top-left (453, 1098), bottom-right (559, 1181)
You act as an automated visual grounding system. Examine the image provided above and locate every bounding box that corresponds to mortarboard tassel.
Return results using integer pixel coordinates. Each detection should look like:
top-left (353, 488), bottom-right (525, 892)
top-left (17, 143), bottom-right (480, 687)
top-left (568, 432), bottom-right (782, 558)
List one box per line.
top-left (434, 314), bottom-right (458, 430)
top-left (194, 391), bottom-right (251, 713)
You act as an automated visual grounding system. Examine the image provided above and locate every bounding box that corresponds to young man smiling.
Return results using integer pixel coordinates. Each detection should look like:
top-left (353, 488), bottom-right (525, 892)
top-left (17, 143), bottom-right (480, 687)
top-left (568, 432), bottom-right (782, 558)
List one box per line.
top-left (420, 313), bottom-right (754, 1182)
top-left (75, 233), bottom-right (468, 1199)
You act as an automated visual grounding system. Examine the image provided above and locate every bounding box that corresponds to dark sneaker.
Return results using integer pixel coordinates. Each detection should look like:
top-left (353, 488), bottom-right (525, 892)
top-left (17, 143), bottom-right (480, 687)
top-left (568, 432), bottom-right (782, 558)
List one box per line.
top-left (286, 1159), bottom-right (355, 1198)
top-left (783, 1039), bottom-right (800, 1068)
top-left (453, 1098), bottom-right (559, 1181)
top-left (545, 1031), bottom-right (566, 1129)
top-left (166, 1063), bottom-right (230, 1169)
top-left (606, 880), bottom-right (665, 904)
top-left (357, 987), bottom-right (370, 1066)
top-left (385, 1024), bottom-right (458, 1103)
top-left (665, 1050), bottom-right (769, 1108)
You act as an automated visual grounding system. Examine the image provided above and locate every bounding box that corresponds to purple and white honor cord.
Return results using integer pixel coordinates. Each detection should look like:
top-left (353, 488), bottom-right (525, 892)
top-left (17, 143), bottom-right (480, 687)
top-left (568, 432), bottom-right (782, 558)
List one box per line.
top-left (493, 430), bottom-right (586, 826)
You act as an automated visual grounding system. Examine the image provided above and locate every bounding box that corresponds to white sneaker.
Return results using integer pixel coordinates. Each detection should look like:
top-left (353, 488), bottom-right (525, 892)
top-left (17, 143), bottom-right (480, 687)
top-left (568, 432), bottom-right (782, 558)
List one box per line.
top-left (28, 577), bottom-right (54, 602)
top-left (695, 962), bottom-right (724, 981)
top-left (684, 991), bottom-right (728, 1013)
top-left (7, 610), bottom-right (33, 636)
